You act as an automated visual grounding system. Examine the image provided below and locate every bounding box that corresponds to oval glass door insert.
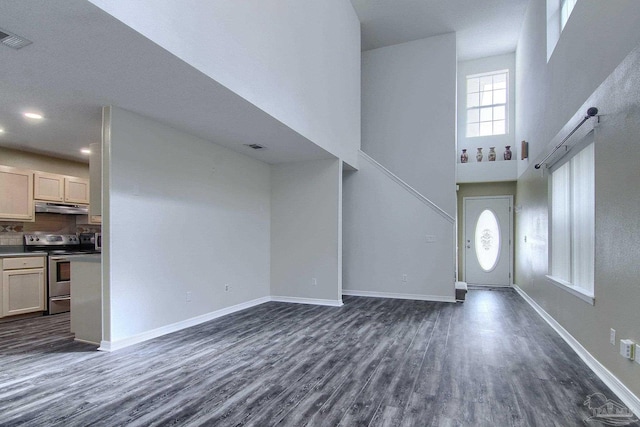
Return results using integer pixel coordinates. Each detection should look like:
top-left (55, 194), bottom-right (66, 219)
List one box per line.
top-left (474, 209), bottom-right (501, 272)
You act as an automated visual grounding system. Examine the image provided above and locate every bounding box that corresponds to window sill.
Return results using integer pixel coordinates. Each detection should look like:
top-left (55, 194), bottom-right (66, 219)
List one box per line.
top-left (545, 275), bottom-right (594, 305)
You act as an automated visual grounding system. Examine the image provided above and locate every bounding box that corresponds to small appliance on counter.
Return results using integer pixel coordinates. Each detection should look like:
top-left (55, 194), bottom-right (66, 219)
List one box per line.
top-left (24, 233), bottom-right (101, 315)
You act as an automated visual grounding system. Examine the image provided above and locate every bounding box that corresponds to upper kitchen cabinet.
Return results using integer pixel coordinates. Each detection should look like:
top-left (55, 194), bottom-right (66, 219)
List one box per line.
top-left (0, 165), bottom-right (35, 221)
top-left (34, 172), bottom-right (89, 205)
top-left (33, 171), bottom-right (64, 202)
top-left (64, 176), bottom-right (90, 205)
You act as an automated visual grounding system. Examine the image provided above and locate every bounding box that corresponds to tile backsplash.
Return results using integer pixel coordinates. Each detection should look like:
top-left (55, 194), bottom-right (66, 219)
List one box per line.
top-left (0, 214), bottom-right (101, 246)
top-left (0, 232), bottom-right (23, 246)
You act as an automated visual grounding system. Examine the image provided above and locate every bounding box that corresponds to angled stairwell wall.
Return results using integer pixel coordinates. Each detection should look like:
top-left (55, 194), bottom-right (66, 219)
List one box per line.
top-left (343, 34), bottom-right (457, 301)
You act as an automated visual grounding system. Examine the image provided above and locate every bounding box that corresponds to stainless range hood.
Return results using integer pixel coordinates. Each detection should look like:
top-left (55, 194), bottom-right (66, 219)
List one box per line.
top-left (35, 202), bottom-right (89, 215)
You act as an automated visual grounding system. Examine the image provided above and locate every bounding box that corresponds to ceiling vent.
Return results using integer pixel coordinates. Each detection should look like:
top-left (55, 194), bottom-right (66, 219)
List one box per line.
top-left (0, 29), bottom-right (32, 50)
top-left (244, 143), bottom-right (266, 150)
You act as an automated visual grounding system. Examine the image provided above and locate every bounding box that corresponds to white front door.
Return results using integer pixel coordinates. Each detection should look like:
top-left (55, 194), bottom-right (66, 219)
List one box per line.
top-left (463, 196), bottom-right (512, 286)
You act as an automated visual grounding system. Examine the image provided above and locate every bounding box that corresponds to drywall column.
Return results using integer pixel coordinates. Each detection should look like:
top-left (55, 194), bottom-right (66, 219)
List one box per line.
top-left (271, 158), bottom-right (343, 306)
top-left (102, 106), bottom-right (271, 349)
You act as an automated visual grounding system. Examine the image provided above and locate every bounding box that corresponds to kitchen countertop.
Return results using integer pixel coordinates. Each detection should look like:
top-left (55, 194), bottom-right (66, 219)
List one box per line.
top-left (0, 246), bottom-right (47, 258)
top-left (67, 254), bottom-right (102, 263)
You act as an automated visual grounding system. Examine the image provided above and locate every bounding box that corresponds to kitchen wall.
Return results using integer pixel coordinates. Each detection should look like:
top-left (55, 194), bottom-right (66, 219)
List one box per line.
top-left (104, 106), bottom-right (271, 346)
top-left (360, 33), bottom-right (457, 215)
top-left (0, 147), bottom-right (96, 244)
top-left (515, 0), bottom-right (640, 401)
top-left (271, 158), bottom-right (342, 305)
top-left (456, 181), bottom-right (517, 282)
top-left (0, 146), bottom-right (89, 178)
top-left (87, 0), bottom-right (361, 168)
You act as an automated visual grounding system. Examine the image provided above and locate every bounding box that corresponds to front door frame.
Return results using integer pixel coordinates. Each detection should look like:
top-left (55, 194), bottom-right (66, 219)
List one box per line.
top-left (462, 195), bottom-right (513, 286)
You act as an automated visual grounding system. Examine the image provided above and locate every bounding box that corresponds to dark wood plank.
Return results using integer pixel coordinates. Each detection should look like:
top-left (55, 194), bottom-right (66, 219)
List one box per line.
top-left (0, 289), bottom-right (637, 427)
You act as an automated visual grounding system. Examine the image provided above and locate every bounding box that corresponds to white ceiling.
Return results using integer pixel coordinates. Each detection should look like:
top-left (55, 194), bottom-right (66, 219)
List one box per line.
top-left (0, 0), bottom-right (529, 163)
top-left (350, 0), bottom-right (529, 60)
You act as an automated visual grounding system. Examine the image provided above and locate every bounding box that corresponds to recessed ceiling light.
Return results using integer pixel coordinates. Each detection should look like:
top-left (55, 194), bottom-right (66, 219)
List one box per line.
top-left (0, 128), bottom-right (4, 133)
top-left (24, 112), bottom-right (43, 119)
top-left (80, 148), bottom-right (91, 155)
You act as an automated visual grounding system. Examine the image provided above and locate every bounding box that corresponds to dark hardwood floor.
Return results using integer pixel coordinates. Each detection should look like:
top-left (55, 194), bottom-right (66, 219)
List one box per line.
top-left (0, 289), bottom-right (636, 426)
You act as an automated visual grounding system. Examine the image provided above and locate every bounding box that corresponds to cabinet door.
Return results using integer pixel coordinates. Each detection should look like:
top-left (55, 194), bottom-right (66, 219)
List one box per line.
top-left (2, 268), bottom-right (45, 316)
top-left (0, 165), bottom-right (35, 221)
top-left (34, 171), bottom-right (65, 202)
top-left (64, 177), bottom-right (90, 204)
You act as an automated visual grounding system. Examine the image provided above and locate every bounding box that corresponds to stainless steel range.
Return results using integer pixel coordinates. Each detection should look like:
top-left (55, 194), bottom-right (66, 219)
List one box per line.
top-left (24, 233), bottom-right (99, 315)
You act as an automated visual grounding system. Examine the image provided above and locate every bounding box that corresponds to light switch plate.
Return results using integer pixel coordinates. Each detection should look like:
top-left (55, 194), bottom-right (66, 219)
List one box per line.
top-left (636, 345), bottom-right (640, 365)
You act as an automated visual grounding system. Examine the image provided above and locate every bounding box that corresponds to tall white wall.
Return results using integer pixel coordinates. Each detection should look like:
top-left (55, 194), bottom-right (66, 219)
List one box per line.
top-left (88, 0), bottom-right (361, 168)
top-left (515, 0), bottom-right (640, 400)
top-left (343, 153), bottom-right (455, 301)
top-left (457, 54), bottom-right (516, 162)
top-left (516, 0), bottom-right (640, 177)
top-left (104, 106), bottom-right (271, 344)
top-left (361, 33), bottom-right (457, 215)
top-left (270, 159), bottom-right (342, 305)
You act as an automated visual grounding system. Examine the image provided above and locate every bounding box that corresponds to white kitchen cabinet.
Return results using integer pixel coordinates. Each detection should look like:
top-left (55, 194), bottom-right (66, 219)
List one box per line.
top-left (34, 171), bottom-right (90, 205)
top-left (64, 176), bottom-right (90, 204)
top-left (0, 165), bottom-right (35, 221)
top-left (1, 256), bottom-right (46, 318)
top-left (33, 171), bottom-right (65, 202)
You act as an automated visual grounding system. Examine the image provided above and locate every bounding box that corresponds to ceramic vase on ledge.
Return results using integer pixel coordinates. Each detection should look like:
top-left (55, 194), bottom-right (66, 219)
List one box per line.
top-left (476, 148), bottom-right (483, 162)
top-left (461, 149), bottom-right (468, 163)
top-left (504, 145), bottom-right (512, 160)
top-left (488, 147), bottom-right (496, 161)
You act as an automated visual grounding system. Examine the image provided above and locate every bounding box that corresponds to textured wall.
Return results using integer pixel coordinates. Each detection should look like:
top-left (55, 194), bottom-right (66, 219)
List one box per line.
top-left (516, 0), bottom-right (640, 398)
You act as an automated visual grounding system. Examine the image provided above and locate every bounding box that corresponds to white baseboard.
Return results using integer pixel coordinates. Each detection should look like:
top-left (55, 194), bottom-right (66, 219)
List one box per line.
top-left (99, 296), bottom-right (271, 352)
top-left (270, 296), bottom-right (344, 307)
top-left (343, 289), bottom-right (455, 303)
top-left (514, 285), bottom-right (640, 417)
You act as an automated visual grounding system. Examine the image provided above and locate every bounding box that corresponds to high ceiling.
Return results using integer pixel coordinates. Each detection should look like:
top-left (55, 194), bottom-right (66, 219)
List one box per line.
top-left (0, 0), bottom-right (529, 163)
top-left (351, 0), bottom-right (529, 60)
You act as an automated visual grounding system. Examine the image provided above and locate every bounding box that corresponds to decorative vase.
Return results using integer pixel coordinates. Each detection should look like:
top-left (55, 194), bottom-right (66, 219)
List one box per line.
top-left (460, 149), bottom-right (468, 163)
top-left (488, 147), bottom-right (496, 161)
top-left (504, 145), bottom-right (512, 160)
top-left (476, 148), bottom-right (483, 162)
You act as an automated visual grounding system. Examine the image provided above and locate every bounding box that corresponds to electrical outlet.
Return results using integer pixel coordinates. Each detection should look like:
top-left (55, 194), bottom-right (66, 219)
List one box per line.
top-left (610, 328), bottom-right (616, 345)
top-left (620, 339), bottom-right (635, 359)
top-left (186, 291), bottom-right (192, 302)
top-left (402, 274), bottom-right (408, 283)
top-left (312, 278), bottom-right (317, 286)
top-left (224, 284), bottom-right (230, 292)
top-left (636, 345), bottom-right (640, 365)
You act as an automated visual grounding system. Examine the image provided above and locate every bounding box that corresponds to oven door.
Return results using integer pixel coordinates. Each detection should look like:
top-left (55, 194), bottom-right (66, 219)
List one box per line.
top-left (49, 256), bottom-right (71, 297)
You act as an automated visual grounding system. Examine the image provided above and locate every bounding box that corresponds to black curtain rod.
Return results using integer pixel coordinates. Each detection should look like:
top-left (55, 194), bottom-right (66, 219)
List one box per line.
top-left (534, 107), bottom-right (599, 169)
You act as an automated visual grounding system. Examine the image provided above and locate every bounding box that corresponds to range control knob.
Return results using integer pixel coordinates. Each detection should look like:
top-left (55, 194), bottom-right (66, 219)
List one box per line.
top-left (29, 237), bottom-right (34, 241)
top-left (36, 238), bottom-right (40, 241)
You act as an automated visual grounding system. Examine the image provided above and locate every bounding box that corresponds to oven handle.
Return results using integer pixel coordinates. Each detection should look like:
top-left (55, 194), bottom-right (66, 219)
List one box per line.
top-left (50, 296), bottom-right (71, 302)
top-left (49, 257), bottom-right (70, 261)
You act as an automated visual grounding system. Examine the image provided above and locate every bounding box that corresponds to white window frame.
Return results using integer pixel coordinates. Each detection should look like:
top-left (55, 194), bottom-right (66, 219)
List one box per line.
top-left (546, 133), bottom-right (595, 304)
top-left (465, 70), bottom-right (509, 138)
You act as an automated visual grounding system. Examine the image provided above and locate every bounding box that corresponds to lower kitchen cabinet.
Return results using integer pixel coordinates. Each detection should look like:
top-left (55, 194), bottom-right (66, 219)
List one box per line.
top-left (1, 257), bottom-right (46, 318)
